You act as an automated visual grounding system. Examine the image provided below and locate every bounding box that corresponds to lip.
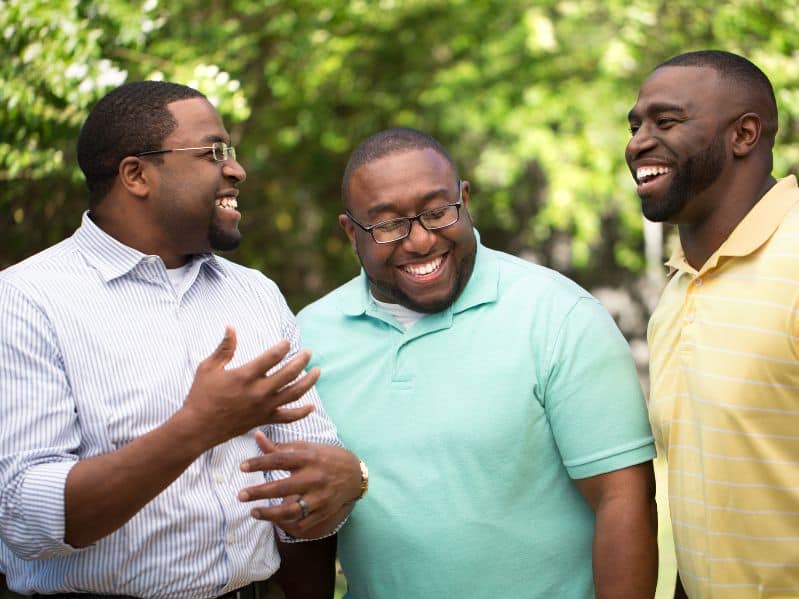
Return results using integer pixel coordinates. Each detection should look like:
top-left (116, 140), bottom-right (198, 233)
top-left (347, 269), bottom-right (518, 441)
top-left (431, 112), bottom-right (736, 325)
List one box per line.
top-left (396, 252), bottom-right (449, 283)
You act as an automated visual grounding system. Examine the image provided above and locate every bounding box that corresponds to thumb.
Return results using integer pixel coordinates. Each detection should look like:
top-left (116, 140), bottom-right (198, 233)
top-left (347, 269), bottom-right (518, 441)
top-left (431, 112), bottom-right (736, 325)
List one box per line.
top-left (255, 430), bottom-right (277, 454)
top-left (207, 325), bottom-right (237, 367)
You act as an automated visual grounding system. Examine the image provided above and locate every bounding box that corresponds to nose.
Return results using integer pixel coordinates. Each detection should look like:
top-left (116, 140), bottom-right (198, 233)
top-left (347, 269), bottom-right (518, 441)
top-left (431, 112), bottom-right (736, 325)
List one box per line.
top-left (626, 124), bottom-right (657, 162)
top-left (223, 157), bottom-right (246, 183)
top-left (401, 219), bottom-right (436, 254)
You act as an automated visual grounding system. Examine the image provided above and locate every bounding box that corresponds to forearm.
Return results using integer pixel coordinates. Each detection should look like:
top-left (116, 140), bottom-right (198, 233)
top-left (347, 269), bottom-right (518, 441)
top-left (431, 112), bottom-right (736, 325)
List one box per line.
top-left (592, 495), bottom-right (658, 598)
top-left (64, 407), bottom-right (212, 547)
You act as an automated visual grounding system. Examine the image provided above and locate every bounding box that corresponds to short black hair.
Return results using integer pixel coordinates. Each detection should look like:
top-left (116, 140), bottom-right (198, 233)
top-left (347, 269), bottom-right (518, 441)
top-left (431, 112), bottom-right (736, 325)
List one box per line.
top-left (342, 127), bottom-right (458, 205)
top-left (77, 81), bottom-right (206, 208)
top-left (657, 50), bottom-right (778, 145)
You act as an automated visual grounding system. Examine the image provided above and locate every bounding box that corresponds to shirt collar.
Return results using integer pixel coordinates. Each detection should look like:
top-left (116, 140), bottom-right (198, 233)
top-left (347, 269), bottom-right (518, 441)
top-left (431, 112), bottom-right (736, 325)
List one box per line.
top-left (336, 229), bottom-right (499, 318)
top-left (73, 211), bottom-right (225, 282)
top-left (665, 175), bottom-right (799, 276)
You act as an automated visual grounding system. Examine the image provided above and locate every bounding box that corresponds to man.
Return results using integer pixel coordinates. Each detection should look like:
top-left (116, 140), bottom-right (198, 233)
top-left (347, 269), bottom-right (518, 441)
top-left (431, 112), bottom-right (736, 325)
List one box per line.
top-left (626, 50), bottom-right (799, 598)
top-left (294, 127), bottom-right (658, 597)
top-left (0, 81), bottom-right (363, 598)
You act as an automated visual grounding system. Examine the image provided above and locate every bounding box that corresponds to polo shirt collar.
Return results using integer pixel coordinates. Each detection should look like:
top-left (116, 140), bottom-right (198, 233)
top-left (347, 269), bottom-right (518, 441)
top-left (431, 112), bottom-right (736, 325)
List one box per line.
top-left (336, 229), bottom-right (499, 320)
top-left (73, 211), bottom-right (225, 282)
top-left (666, 175), bottom-right (798, 276)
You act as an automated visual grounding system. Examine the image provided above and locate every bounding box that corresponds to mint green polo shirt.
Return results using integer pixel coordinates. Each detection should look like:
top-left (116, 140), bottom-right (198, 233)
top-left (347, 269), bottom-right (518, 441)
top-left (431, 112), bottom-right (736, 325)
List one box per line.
top-left (298, 240), bottom-right (655, 598)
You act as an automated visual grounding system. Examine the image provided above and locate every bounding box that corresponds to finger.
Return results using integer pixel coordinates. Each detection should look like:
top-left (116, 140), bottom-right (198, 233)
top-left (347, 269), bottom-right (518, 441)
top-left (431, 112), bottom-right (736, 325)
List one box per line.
top-left (256, 351), bottom-right (313, 395)
top-left (266, 405), bottom-right (315, 425)
top-left (262, 366), bottom-right (320, 410)
top-left (254, 430), bottom-right (276, 454)
top-left (202, 326), bottom-right (237, 369)
top-left (240, 449), bottom-right (311, 477)
top-left (238, 475), bottom-right (305, 502)
top-left (239, 339), bottom-right (291, 379)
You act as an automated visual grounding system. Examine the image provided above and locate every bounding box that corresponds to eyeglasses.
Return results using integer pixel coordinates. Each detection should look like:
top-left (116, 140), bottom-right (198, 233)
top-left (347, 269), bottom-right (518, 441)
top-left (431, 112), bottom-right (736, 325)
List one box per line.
top-left (346, 181), bottom-right (463, 244)
top-left (136, 141), bottom-right (236, 162)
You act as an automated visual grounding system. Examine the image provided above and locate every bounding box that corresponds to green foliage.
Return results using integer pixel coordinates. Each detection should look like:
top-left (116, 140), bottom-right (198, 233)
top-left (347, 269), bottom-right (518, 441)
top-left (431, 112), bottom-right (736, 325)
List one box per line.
top-left (3, 0), bottom-right (799, 308)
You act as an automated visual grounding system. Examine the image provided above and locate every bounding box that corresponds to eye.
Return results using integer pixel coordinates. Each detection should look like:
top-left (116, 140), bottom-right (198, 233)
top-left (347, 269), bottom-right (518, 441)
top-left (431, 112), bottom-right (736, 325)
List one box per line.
top-left (376, 219), bottom-right (405, 233)
top-left (656, 117), bottom-right (677, 128)
top-left (629, 123), bottom-right (640, 135)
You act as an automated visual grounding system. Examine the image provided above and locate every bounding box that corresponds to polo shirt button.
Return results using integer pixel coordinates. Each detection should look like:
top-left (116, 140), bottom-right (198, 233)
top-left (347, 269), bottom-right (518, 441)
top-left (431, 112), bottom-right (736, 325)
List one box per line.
top-left (694, 278), bottom-right (703, 286)
top-left (686, 312), bottom-right (695, 322)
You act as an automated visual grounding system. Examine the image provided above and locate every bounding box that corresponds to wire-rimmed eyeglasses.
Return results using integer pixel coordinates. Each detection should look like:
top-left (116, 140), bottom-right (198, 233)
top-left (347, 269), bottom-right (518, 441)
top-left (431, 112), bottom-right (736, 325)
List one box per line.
top-left (136, 141), bottom-right (236, 162)
top-left (346, 181), bottom-right (463, 244)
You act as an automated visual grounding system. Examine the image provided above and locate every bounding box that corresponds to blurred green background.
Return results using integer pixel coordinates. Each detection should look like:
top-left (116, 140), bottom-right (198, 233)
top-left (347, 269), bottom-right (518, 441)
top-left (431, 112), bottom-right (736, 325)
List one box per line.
top-left (2, 0), bottom-right (798, 597)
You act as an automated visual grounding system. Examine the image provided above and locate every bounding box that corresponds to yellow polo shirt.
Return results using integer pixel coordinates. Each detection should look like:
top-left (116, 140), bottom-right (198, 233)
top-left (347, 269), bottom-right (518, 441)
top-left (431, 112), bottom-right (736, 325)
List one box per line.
top-left (649, 175), bottom-right (799, 599)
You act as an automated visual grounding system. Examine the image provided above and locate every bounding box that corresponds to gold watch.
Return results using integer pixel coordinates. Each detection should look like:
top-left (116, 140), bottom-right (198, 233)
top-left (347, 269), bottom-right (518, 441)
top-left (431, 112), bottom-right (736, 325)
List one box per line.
top-left (355, 459), bottom-right (369, 500)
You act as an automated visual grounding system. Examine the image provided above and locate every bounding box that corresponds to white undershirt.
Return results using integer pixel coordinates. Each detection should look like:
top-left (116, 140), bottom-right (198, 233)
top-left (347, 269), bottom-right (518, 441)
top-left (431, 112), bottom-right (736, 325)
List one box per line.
top-left (371, 295), bottom-right (426, 329)
top-left (166, 262), bottom-right (193, 292)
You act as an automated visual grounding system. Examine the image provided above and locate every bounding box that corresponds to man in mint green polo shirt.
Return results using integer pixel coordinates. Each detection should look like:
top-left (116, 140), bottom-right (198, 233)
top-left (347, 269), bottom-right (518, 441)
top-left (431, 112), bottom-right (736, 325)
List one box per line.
top-left (295, 127), bottom-right (658, 598)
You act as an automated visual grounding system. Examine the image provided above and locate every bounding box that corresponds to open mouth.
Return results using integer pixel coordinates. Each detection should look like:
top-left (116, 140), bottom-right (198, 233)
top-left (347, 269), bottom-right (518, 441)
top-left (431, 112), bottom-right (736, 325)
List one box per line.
top-left (399, 253), bottom-right (446, 280)
top-left (635, 166), bottom-right (673, 194)
top-left (215, 196), bottom-right (238, 211)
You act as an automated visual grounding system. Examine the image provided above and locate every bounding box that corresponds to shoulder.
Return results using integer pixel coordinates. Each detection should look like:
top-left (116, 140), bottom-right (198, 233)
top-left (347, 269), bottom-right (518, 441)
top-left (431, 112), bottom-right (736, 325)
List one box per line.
top-left (487, 247), bottom-right (597, 312)
top-left (298, 276), bottom-right (363, 324)
top-left (211, 255), bottom-right (285, 300)
top-left (1, 239), bottom-right (80, 296)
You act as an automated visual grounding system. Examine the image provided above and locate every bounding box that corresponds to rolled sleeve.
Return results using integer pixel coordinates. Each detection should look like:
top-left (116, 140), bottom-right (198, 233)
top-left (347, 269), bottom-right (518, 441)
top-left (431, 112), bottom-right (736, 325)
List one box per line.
top-left (0, 281), bottom-right (82, 559)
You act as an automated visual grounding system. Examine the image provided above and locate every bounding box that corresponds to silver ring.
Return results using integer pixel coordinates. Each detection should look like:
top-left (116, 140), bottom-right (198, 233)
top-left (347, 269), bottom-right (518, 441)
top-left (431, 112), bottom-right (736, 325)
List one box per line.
top-left (297, 496), bottom-right (310, 519)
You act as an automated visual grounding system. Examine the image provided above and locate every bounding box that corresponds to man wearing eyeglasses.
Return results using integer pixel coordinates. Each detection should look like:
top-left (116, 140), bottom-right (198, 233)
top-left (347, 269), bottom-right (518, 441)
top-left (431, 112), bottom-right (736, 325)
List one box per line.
top-left (0, 81), bottom-right (363, 598)
top-left (291, 127), bottom-right (658, 597)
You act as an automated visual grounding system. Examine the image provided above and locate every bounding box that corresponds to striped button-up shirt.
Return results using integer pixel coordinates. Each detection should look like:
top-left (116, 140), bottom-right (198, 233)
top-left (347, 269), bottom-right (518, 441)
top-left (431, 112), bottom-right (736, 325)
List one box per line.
top-left (0, 213), bottom-right (341, 598)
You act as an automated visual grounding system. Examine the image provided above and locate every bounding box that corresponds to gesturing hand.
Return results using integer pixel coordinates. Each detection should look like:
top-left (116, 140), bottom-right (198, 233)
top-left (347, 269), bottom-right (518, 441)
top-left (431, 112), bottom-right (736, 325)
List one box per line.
top-left (183, 326), bottom-right (319, 447)
top-left (238, 431), bottom-right (362, 538)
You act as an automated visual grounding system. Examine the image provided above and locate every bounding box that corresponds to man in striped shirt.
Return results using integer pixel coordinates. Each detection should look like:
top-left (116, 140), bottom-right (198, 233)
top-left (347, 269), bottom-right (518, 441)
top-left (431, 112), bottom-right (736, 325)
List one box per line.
top-left (0, 81), bottom-right (363, 598)
top-left (627, 50), bottom-right (799, 598)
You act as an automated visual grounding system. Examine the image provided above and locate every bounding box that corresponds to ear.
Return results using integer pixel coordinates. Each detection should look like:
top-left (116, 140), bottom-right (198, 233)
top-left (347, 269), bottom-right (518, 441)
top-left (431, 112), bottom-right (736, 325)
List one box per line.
top-left (460, 180), bottom-right (471, 208)
top-left (338, 213), bottom-right (357, 250)
top-left (731, 113), bottom-right (762, 158)
top-left (118, 156), bottom-right (152, 199)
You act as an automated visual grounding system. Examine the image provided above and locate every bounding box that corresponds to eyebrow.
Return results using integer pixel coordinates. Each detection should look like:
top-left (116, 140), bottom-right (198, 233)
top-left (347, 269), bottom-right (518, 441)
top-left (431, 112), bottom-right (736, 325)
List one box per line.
top-left (366, 187), bottom-right (451, 218)
top-left (200, 134), bottom-right (230, 144)
top-left (628, 102), bottom-right (686, 122)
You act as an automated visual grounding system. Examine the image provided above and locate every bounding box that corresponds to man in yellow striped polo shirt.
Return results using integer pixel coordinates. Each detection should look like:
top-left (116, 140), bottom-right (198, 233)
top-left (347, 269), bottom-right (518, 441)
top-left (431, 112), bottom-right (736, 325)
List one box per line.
top-left (626, 50), bottom-right (799, 599)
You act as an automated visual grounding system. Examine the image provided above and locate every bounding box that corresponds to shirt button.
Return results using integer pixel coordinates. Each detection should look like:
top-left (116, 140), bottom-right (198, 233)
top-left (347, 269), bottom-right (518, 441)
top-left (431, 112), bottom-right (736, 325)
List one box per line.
top-left (214, 471), bottom-right (225, 483)
top-left (695, 279), bottom-right (703, 287)
top-left (686, 312), bottom-right (695, 322)
top-left (226, 532), bottom-right (236, 544)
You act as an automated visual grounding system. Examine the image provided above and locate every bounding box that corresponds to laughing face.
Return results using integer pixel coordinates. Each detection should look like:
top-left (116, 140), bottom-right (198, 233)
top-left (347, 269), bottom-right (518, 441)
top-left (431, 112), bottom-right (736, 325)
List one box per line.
top-left (340, 148), bottom-right (477, 313)
top-left (145, 97), bottom-right (246, 266)
top-left (626, 66), bottom-right (735, 224)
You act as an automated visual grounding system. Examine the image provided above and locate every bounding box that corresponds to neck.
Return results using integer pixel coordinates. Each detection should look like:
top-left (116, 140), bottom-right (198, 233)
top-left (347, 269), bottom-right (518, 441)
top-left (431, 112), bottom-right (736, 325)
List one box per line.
top-left (90, 202), bottom-right (190, 268)
top-left (678, 174), bottom-right (777, 269)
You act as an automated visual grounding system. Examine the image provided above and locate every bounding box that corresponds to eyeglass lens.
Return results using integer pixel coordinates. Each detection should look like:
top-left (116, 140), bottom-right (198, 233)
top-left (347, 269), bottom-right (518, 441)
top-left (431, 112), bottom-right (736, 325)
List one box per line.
top-left (372, 204), bottom-right (460, 243)
top-left (212, 142), bottom-right (236, 162)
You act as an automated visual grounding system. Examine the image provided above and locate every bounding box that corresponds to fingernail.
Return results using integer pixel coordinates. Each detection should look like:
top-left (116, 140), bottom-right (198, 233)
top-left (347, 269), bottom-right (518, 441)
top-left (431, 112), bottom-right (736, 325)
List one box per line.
top-left (238, 490), bottom-right (249, 501)
top-left (240, 461), bottom-right (250, 472)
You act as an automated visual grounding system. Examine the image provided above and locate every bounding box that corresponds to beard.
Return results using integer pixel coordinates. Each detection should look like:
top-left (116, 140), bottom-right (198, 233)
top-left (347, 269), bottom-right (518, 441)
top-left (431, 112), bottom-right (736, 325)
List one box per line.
top-left (361, 243), bottom-right (477, 314)
top-left (642, 132), bottom-right (726, 223)
top-left (208, 214), bottom-right (242, 251)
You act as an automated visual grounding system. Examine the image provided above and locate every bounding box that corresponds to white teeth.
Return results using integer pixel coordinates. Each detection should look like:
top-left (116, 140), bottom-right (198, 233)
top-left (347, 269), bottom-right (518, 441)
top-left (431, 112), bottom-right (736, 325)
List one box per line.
top-left (636, 166), bottom-right (672, 183)
top-left (216, 197), bottom-right (238, 209)
top-left (402, 255), bottom-right (443, 276)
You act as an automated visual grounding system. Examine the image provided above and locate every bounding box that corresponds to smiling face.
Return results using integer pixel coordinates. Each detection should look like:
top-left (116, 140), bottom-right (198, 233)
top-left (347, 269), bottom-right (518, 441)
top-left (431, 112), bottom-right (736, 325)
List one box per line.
top-left (340, 148), bottom-right (476, 313)
top-left (625, 66), bottom-right (738, 224)
top-left (145, 97), bottom-right (246, 265)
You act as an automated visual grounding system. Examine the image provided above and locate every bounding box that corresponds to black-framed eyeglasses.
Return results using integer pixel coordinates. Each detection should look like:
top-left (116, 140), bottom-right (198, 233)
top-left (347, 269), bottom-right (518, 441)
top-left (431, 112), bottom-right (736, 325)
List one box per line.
top-left (346, 181), bottom-right (463, 244)
top-left (136, 141), bottom-right (236, 162)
